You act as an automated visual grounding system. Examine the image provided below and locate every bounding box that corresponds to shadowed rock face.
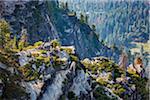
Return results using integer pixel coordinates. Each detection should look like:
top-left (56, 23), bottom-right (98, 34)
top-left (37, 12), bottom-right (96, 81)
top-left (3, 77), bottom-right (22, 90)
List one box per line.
top-left (1, 1), bottom-right (117, 60)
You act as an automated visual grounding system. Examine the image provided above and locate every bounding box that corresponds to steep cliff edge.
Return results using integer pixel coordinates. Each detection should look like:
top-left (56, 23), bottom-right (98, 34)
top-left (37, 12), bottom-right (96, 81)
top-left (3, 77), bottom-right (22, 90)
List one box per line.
top-left (0, 40), bottom-right (148, 100)
top-left (1, 0), bottom-right (117, 60)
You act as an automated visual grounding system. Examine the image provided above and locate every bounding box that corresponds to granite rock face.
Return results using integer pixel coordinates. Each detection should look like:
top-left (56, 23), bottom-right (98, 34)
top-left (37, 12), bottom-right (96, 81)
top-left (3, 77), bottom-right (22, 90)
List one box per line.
top-left (1, 0), bottom-right (117, 60)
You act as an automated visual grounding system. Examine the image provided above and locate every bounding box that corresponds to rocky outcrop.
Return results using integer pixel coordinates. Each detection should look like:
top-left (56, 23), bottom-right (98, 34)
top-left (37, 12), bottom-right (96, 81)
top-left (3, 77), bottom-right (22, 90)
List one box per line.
top-left (70, 70), bottom-right (91, 96)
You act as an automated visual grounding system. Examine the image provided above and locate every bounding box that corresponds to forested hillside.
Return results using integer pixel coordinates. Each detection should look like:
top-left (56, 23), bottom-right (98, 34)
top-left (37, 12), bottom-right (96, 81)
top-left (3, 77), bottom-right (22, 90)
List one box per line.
top-left (63, 0), bottom-right (149, 47)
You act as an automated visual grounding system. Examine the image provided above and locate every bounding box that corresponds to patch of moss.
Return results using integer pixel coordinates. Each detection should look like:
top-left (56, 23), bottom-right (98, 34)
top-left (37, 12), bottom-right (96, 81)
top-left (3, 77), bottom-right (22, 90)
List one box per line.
top-left (34, 41), bottom-right (43, 47)
top-left (70, 55), bottom-right (78, 62)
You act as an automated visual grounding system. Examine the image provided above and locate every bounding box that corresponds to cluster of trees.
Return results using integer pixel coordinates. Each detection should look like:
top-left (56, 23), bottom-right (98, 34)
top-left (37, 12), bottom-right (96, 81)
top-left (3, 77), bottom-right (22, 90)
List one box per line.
top-left (79, 13), bottom-right (89, 24)
top-left (0, 19), bottom-right (28, 51)
top-left (65, 0), bottom-right (149, 46)
top-left (59, 2), bottom-right (68, 10)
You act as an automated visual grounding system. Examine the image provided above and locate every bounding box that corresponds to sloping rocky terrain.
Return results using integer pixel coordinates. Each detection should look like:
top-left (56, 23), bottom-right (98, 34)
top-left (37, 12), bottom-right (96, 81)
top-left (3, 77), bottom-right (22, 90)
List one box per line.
top-left (1, 0), bottom-right (118, 60)
top-left (0, 39), bottom-right (148, 100)
top-left (0, 0), bottom-right (149, 100)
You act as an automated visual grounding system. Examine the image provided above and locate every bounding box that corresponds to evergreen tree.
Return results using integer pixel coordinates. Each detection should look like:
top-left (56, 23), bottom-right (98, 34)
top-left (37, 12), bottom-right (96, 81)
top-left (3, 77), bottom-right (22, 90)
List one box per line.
top-left (0, 19), bottom-right (11, 49)
top-left (18, 28), bottom-right (28, 50)
top-left (80, 13), bottom-right (85, 23)
top-left (85, 15), bottom-right (88, 23)
top-left (92, 24), bottom-right (96, 31)
top-left (65, 2), bottom-right (68, 9)
top-left (12, 35), bottom-right (17, 49)
top-left (101, 40), bottom-right (105, 46)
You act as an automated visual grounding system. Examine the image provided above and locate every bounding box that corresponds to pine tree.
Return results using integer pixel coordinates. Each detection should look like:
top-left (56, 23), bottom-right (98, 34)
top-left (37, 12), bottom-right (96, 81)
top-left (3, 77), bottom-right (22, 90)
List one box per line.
top-left (85, 15), bottom-right (88, 23)
top-left (101, 40), bottom-right (105, 46)
top-left (12, 35), bottom-right (17, 49)
top-left (80, 13), bottom-right (85, 23)
top-left (65, 2), bottom-right (68, 9)
top-left (92, 24), bottom-right (96, 31)
top-left (0, 19), bottom-right (11, 49)
top-left (18, 28), bottom-right (28, 50)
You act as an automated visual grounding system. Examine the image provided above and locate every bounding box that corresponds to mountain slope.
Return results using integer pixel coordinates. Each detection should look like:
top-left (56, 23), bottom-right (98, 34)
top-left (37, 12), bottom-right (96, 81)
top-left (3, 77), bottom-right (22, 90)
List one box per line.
top-left (1, 1), bottom-right (116, 60)
top-left (64, 0), bottom-right (149, 47)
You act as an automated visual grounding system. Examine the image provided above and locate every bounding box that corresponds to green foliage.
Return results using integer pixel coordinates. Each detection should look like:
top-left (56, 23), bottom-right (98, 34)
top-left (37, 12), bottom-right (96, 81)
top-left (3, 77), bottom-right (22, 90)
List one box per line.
top-left (101, 40), bottom-right (105, 46)
top-left (0, 19), bottom-right (11, 49)
top-left (60, 46), bottom-right (74, 54)
top-left (80, 13), bottom-right (85, 23)
top-left (70, 55), bottom-right (78, 62)
top-left (12, 35), bottom-right (17, 49)
top-left (108, 83), bottom-right (126, 96)
top-left (95, 33), bottom-right (99, 39)
top-left (34, 41), bottom-right (43, 47)
top-left (35, 55), bottom-right (50, 66)
top-left (128, 73), bottom-right (149, 99)
top-left (52, 57), bottom-right (67, 67)
top-left (82, 58), bottom-right (118, 73)
top-left (41, 50), bottom-right (47, 54)
top-left (50, 39), bottom-right (60, 48)
top-left (96, 77), bottom-right (108, 86)
top-left (18, 41), bottom-right (24, 50)
top-left (0, 50), bottom-right (19, 67)
top-left (113, 68), bottom-right (123, 79)
top-left (92, 24), bottom-right (96, 31)
top-left (0, 66), bottom-right (27, 99)
top-left (18, 63), bottom-right (39, 81)
top-left (18, 30), bottom-right (28, 50)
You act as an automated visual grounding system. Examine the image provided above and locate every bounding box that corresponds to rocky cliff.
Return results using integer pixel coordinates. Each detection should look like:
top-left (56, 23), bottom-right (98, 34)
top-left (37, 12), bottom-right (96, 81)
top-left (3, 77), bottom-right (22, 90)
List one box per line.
top-left (0, 1), bottom-right (148, 100)
top-left (1, 0), bottom-right (118, 60)
top-left (0, 40), bottom-right (148, 100)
